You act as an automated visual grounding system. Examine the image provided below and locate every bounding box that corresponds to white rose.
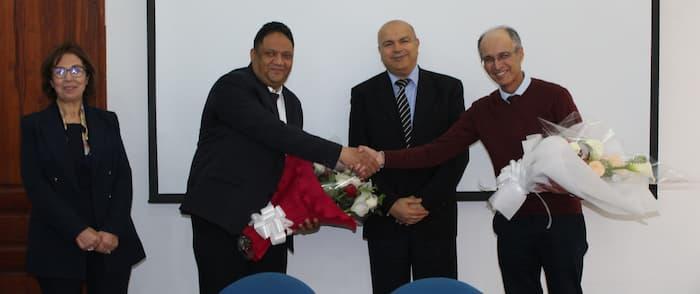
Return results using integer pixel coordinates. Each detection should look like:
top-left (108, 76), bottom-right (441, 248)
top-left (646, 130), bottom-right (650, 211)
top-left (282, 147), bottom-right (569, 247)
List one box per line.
top-left (358, 191), bottom-right (372, 200)
top-left (365, 195), bottom-right (378, 209)
top-left (334, 173), bottom-right (351, 188)
top-left (350, 196), bottom-right (370, 217)
top-left (583, 139), bottom-right (604, 161)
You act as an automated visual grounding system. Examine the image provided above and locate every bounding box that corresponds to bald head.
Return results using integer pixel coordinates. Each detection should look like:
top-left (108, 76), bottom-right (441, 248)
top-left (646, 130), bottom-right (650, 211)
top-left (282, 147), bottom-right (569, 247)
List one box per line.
top-left (478, 26), bottom-right (522, 57)
top-left (378, 20), bottom-right (417, 44)
top-left (377, 20), bottom-right (420, 78)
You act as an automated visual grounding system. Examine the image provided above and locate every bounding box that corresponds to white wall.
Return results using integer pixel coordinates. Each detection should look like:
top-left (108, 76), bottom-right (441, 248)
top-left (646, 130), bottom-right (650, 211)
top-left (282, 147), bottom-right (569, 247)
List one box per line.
top-left (106, 0), bottom-right (700, 293)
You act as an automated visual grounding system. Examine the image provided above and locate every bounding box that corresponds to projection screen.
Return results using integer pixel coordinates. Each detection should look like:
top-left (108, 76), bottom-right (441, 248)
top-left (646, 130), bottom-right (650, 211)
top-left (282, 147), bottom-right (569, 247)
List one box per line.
top-left (147, 0), bottom-right (658, 202)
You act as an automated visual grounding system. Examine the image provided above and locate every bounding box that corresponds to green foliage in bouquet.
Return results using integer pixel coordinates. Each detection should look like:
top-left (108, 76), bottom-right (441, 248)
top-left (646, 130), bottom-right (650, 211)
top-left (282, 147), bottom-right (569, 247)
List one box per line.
top-left (313, 164), bottom-right (385, 219)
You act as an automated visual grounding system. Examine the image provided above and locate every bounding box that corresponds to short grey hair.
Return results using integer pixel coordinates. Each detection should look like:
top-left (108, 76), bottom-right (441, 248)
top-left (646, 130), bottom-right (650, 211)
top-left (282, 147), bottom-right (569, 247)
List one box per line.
top-left (477, 25), bottom-right (523, 54)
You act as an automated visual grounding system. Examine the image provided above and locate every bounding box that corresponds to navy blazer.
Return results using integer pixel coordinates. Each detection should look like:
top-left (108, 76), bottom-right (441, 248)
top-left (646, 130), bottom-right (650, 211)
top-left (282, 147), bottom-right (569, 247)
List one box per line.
top-left (181, 65), bottom-right (342, 236)
top-left (349, 68), bottom-right (469, 239)
top-left (21, 103), bottom-right (145, 278)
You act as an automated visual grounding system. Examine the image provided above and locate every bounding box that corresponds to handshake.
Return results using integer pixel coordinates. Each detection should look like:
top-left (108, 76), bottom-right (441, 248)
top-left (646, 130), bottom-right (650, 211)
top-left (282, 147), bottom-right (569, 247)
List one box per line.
top-left (338, 146), bottom-right (386, 179)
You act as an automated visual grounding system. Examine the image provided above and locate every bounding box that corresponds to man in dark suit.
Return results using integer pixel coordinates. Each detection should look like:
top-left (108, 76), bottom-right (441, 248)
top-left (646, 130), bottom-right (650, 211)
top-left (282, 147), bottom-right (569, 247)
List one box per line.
top-left (180, 22), bottom-right (378, 294)
top-left (349, 20), bottom-right (469, 294)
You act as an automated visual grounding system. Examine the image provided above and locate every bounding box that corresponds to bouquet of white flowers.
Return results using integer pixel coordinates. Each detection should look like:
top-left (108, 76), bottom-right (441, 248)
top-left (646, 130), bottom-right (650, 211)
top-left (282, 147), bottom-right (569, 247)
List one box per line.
top-left (490, 112), bottom-right (659, 220)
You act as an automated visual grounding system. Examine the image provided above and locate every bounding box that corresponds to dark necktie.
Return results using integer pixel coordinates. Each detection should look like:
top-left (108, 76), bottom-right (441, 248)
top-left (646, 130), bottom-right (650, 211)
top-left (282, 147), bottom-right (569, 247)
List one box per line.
top-left (507, 94), bottom-right (519, 104)
top-left (269, 92), bottom-right (280, 116)
top-left (395, 79), bottom-right (412, 147)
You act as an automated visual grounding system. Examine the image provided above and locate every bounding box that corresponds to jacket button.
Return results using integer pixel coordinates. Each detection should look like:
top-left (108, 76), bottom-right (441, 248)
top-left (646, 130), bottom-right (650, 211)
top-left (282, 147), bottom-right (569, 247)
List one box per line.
top-left (107, 194), bottom-right (112, 199)
top-left (53, 177), bottom-right (59, 182)
top-left (108, 170), bottom-right (112, 176)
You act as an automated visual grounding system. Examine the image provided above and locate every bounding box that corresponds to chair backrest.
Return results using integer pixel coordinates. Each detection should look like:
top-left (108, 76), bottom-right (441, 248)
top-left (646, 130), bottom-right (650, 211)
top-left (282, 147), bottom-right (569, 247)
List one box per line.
top-left (391, 277), bottom-right (482, 294)
top-left (219, 272), bottom-right (315, 294)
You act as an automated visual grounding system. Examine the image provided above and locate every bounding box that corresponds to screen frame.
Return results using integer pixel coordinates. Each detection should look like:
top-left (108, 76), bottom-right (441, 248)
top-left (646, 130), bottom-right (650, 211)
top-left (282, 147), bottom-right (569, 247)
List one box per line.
top-left (146, 0), bottom-right (659, 203)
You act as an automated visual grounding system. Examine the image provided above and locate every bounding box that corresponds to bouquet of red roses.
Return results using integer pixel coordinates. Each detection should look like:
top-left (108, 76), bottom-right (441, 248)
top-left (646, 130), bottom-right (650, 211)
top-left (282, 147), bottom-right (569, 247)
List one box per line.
top-left (238, 156), bottom-right (358, 262)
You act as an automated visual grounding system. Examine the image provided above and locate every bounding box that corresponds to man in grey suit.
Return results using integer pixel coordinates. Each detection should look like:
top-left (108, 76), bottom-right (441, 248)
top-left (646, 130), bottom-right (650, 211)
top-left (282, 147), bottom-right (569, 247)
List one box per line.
top-left (349, 20), bottom-right (469, 294)
top-left (180, 22), bottom-right (378, 294)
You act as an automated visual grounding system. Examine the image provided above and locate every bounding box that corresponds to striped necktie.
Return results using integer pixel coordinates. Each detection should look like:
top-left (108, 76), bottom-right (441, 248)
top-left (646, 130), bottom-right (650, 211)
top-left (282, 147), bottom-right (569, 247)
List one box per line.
top-left (395, 79), bottom-right (412, 147)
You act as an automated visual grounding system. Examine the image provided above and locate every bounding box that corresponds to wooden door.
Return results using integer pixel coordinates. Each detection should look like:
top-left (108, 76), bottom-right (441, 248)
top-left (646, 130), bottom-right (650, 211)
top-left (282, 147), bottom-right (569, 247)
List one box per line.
top-left (0, 0), bottom-right (105, 292)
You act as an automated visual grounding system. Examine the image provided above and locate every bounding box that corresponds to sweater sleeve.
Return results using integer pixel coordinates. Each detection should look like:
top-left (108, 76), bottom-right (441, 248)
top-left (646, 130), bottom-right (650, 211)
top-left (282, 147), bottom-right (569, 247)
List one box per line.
top-left (385, 106), bottom-right (478, 169)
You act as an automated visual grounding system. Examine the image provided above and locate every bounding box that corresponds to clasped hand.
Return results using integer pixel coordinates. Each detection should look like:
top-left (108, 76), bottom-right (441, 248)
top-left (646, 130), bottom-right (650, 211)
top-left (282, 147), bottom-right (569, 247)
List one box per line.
top-left (75, 227), bottom-right (119, 254)
top-left (339, 146), bottom-right (382, 179)
top-left (390, 196), bottom-right (429, 225)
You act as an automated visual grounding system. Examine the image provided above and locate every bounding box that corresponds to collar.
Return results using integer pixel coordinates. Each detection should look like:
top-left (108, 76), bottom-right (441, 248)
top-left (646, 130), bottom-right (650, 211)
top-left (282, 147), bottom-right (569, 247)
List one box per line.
top-left (499, 71), bottom-right (531, 101)
top-left (267, 86), bottom-right (283, 95)
top-left (387, 65), bottom-right (420, 86)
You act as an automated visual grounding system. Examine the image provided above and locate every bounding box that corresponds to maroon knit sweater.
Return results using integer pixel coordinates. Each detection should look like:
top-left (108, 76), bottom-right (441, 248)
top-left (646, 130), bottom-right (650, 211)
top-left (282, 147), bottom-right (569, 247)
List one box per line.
top-left (385, 78), bottom-right (582, 216)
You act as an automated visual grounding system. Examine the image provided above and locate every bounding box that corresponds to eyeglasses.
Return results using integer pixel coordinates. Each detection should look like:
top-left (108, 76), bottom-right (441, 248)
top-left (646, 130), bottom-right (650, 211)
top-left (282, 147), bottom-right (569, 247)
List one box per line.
top-left (52, 65), bottom-right (86, 79)
top-left (481, 48), bottom-right (519, 66)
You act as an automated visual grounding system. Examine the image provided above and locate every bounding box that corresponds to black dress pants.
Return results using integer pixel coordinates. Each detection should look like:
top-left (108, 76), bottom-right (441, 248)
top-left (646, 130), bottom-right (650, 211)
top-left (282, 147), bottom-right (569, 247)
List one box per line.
top-left (191, 215), bottom-right (287, 294)
top-left (367, 232), bottom-right (457, 294)
top-left (494, 213), bottom-right (588, 294)
top-left (36, 253), bottom-right (131, 294)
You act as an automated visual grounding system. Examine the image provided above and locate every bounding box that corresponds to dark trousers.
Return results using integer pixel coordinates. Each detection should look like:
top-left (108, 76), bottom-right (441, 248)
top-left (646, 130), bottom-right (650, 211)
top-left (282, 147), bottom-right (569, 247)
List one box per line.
top-left (191, 215), bottom-right (288, 294)
top-left (367, 233), bottom-right (457, 294)
top-left (36, 253), bottom-right (131, 294)
top-left (493, 213), bottom-right (588, 294)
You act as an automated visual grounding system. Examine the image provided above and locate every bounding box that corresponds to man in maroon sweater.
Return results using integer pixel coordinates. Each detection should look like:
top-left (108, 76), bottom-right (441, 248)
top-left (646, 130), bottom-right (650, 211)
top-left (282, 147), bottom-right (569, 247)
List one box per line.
top-left (365, 26), bottom-right (588, 294)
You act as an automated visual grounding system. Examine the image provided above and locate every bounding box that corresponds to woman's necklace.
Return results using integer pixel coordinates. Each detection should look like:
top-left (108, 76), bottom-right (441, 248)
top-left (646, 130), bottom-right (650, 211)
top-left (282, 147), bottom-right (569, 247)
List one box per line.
top-left (59, 104), bottom-right (90, 155)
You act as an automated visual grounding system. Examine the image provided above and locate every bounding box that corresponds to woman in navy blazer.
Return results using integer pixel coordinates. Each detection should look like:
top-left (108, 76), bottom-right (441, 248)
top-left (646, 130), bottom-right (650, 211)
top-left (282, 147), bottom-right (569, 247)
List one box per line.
top-left (20, 42), bottom-right (145, 294)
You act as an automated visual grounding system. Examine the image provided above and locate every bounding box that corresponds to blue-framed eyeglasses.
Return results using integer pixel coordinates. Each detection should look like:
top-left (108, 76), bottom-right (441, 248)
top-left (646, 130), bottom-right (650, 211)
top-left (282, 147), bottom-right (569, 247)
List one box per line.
top-left (52, 65), bottom-right (86, 79)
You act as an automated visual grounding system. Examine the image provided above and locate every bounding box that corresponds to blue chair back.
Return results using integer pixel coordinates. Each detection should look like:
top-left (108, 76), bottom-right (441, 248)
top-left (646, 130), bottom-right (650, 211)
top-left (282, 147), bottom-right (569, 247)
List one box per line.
top-left (219, 272), bottom-right (315, 294)
top-left (391, 277), bottom-right (482, 294)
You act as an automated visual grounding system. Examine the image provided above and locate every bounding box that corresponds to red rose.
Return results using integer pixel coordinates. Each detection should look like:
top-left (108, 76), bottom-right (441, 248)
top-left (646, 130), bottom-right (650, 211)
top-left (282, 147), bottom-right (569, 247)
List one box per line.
top-left (344, 184), bottom-right (358, 198)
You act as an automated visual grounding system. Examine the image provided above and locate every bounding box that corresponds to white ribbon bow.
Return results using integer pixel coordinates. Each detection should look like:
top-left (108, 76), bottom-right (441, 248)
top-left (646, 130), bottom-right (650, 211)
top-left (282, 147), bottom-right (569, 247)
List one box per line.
top-left (250, 203), bottom-right (293, 245)
top-left (490, 159), bottom-right (529, 220)
top-left (488, 134), bottom-right (542, 220)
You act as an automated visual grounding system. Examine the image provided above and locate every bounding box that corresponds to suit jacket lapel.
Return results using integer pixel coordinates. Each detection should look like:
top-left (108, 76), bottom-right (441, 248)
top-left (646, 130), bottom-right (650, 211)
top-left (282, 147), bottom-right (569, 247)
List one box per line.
top-left (84, 106), bottom-right (108, 217)
top-left (245, 66), bottom-right (279, 117)
top-left (282, 88), bottom-right (302, 128)
top-left (377, 72), bottom-right (406, 140)
top-left (412, 69), bottom-right (435, 145)
top-left (85, 106), bottom-right (105, 177)
top-left (256, 86), bottom-right (280, 117)
top-left (42, 104), bottom-right (80, 191)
